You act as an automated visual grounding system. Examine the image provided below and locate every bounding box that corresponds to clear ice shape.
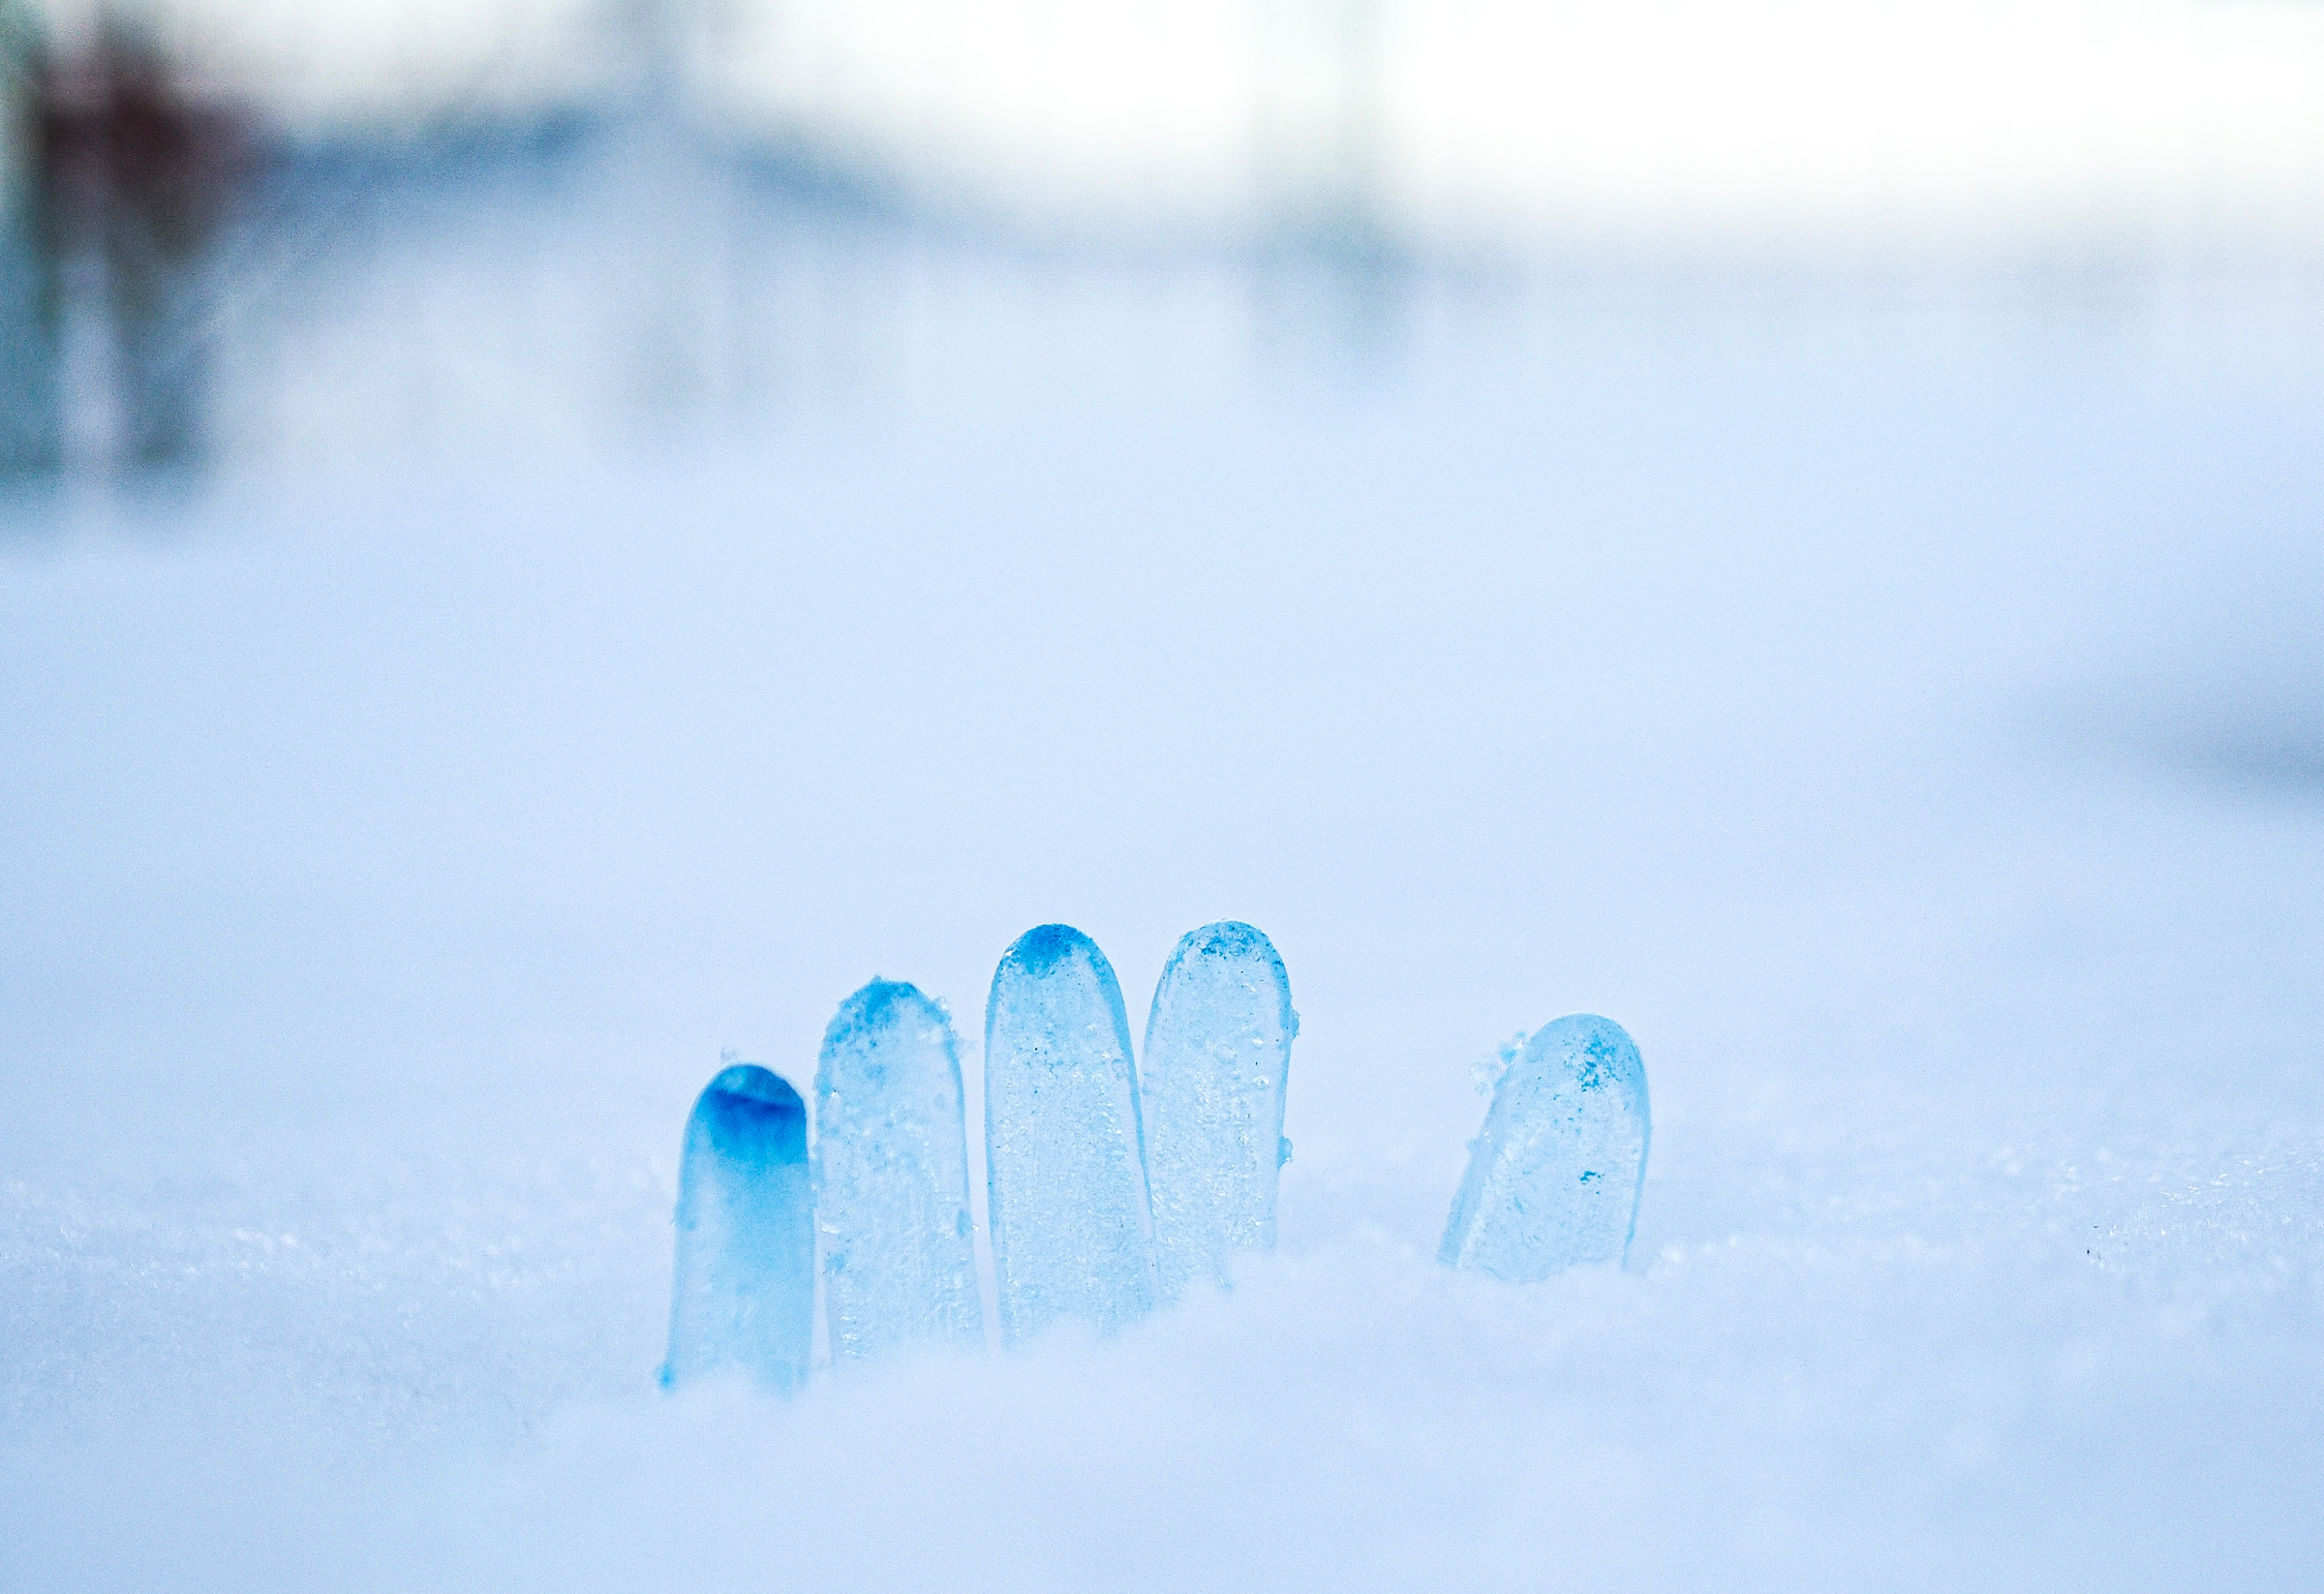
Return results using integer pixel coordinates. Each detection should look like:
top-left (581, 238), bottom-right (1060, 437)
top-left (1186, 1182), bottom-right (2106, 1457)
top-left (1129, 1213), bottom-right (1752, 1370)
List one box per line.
top-left (1438, 1014), bottom-right (1650, 1280)
top-left (1140, 921), bottom-right (1297, 1301)
top-left (984, 924), bottom-right (1157, 1344)
top-left (813, 979), bottom-right (984, 1361)
top-left (660, 1064), bottom-right (814, 1393)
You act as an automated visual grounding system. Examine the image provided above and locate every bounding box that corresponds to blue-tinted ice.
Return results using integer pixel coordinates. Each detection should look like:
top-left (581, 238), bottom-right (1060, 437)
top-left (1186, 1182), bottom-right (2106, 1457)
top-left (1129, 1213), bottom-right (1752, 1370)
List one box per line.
top-left (1439, 1015), bottom-right (1650, 1280)
top-left (984, 924), bottom-right (1156, 1344)
top-left (814, 980), bottom-right (984, 1360)
top-left (660, 1064), bottom-right (814, 1393)
top-left (1141, 921), bottom-right (1296, 1301)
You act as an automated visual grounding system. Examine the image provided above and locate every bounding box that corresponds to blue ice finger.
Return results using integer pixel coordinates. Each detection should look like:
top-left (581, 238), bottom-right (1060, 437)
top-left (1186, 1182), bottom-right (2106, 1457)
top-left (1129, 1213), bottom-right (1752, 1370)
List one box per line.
top-left (1141, 921), bottom-right (1296, 1302)
top-left (984, 924), bottom-right (1156, 1344)
top-left (661, 1064), bottom-right (814, 1393)
top-left (1439, 1015), bottom-right (1650, 1280)
top-left (815, 979), bottom-right (984, 1361)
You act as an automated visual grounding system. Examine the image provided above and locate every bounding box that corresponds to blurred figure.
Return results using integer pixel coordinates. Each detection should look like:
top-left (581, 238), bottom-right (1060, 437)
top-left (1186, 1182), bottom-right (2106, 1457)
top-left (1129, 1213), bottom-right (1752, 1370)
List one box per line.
top-left (30, 10), bottom-right (246, 476)
top-left (0, 0), bottom-right (59, 476)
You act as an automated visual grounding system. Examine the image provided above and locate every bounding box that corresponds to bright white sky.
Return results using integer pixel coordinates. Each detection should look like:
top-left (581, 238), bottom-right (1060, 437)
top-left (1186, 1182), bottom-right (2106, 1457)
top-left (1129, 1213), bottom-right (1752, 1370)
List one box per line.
top-left (55, 0), bottom-right (2324, 238)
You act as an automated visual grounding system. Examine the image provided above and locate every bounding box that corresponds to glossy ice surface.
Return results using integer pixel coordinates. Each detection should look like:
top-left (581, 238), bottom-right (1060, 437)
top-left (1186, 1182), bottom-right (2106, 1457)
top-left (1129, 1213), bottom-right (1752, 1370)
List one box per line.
top-left (1141, 922), bottom-right (1296, 1301)
top-left (660, 1065), bottom-right (814, 1393)
top-left (984, 925), bottom-right (1156, 1344)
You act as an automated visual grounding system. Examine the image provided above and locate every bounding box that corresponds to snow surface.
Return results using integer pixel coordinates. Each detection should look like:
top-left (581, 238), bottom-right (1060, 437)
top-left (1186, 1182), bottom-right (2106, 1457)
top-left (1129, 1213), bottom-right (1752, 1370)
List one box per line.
top-left (4, 287), bottom-right (2323, 1589)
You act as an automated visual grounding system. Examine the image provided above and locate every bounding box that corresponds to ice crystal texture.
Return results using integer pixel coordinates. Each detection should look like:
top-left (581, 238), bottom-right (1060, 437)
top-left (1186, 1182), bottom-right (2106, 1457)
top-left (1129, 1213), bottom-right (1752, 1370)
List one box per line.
top-left (1439, 1015), bottom-right (1650, 1279)
top-left (660, 1065), bottom-right (813, 1392)
top-left (1141, 921), bottom-right (1297, 1301)
top-left (983, 924), bottom-right (1156, 1343)
top-left (813, 980), bottom-right (983, 1360)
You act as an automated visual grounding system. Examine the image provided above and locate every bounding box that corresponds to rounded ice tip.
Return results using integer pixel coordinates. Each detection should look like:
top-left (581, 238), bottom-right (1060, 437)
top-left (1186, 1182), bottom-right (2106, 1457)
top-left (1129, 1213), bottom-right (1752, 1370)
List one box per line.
top-left (1514, 1016), bottom-right (1647, 1120)
top-left (1178, 920), bottom-right (1275, 961)
top-left (1003, 923), bottom-right (1099, 976)
top-left (689, 1063), bottom-right (807, 1164)
top-left (830, 977), bottom-right (939, 1039)
top-left (702, 1063), bottom-right (800, 1107)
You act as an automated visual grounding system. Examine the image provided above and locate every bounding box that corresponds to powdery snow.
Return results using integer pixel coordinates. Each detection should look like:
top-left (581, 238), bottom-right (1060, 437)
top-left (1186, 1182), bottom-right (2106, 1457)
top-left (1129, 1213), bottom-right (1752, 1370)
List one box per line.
top-left (3, 293), bottom-right (2321, 1589)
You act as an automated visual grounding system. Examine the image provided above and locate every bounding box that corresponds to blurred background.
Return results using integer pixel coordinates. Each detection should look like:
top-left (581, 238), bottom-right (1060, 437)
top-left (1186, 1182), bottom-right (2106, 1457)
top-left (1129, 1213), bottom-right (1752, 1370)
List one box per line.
top-left (4, 0), bottom-right (2324, 481)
